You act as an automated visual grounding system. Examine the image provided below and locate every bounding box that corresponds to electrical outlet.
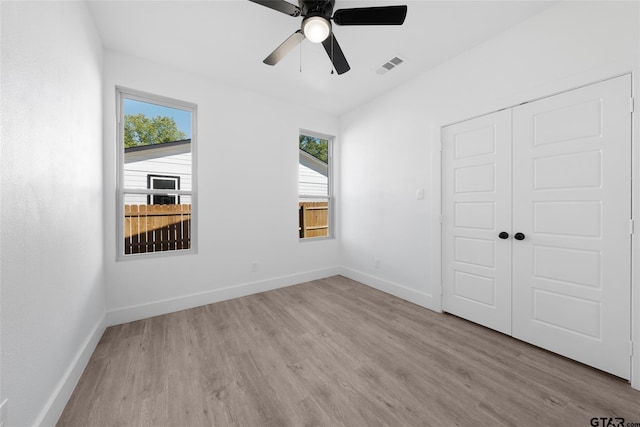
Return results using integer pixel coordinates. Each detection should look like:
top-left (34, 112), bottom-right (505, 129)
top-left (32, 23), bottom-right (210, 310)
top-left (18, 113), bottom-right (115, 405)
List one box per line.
top-left (0, 399), bottom-right (8, 427)
top-left (374, 258), bottom-right (381, 268)
top-left (250, 262), bottom-right (257, 272)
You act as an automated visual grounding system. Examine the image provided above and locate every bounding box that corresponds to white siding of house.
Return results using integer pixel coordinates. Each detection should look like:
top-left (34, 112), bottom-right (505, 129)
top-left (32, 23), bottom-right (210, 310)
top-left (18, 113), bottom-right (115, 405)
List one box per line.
top-left (298, 162), bottom-right (328, 197)
top-left (124, 151), bottom-right (191, 204)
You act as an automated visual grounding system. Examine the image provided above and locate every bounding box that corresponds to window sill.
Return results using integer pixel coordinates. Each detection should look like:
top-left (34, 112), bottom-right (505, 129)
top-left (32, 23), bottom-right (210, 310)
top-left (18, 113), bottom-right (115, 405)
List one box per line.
top-left (116, 247), bottom-right (197, 262)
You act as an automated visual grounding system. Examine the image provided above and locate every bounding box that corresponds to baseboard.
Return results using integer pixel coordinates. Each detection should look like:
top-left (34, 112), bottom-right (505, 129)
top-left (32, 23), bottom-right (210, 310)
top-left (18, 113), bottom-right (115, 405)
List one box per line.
top-left (338, 267), bottom-right (442, 313)
top-left (34, 314), bottom-right (107, 427)
top-left (106, 266), bottom-right (342, 326)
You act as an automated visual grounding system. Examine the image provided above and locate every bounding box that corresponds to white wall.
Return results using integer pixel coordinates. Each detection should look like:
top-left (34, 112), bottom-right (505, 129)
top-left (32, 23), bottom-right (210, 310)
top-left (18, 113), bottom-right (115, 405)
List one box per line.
top-left (103, 51), bottom-right (340, 324)
top-left (339, 1), bottom-right (639, 322)
top-left (0, 2), bottom-right (105, 426)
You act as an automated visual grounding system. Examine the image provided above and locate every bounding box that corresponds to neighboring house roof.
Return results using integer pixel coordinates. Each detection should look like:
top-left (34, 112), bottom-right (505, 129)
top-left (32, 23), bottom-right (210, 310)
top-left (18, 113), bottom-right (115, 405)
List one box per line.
top-left (125, 139), bottom-right (191, 163)
top-left (299, 149), bottom-right (328, 177)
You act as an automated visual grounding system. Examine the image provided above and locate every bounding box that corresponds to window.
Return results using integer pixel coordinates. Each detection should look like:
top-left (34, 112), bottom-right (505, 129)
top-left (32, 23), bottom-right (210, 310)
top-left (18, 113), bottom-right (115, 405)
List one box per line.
top-left (117, 87), bottom-right (196, 257)
top-left (298, 132), bottom-right (333, 239)
top-left (147, 175), bottom-right (180, 205)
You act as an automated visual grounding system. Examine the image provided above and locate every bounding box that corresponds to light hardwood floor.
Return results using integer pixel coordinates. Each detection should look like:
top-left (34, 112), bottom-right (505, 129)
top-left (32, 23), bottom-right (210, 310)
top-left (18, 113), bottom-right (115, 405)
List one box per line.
top-left (58, 276), bottom-right (640, 426)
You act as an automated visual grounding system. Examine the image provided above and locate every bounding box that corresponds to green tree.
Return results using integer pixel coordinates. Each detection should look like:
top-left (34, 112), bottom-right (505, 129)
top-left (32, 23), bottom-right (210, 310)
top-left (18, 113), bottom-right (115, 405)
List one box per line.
top-left (299, 135), bottom-right (328, 163)
top-left (124, 114), bottom-right (187, 148)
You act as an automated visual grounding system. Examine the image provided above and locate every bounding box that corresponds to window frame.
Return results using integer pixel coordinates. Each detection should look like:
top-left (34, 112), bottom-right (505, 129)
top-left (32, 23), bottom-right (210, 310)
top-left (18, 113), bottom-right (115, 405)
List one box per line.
top-left (147, 174), bottom-right (181, 205)
top-left (298, 129), bottom-right (334, 241)
top-left (116, 87), bottom-right (198, 260)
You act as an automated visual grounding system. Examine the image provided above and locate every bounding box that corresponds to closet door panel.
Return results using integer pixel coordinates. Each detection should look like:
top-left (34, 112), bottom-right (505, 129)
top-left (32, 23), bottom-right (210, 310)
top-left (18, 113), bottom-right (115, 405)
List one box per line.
top-left (512, 75), bottom-right (632, 379)
top-left (442, 110), bottom-right (512, 335)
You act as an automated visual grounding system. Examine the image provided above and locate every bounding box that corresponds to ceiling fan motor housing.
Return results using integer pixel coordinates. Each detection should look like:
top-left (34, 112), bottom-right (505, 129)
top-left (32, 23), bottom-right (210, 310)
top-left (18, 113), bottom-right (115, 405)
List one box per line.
top-left (299, 0), bottom-right (335, 19)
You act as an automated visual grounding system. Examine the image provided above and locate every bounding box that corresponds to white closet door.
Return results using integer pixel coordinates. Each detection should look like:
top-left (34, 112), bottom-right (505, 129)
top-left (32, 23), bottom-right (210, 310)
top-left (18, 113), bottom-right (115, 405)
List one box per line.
top-left (442, 110), bottom-right (512, 335)
top-left (512, 75), bottom-right (632, 379)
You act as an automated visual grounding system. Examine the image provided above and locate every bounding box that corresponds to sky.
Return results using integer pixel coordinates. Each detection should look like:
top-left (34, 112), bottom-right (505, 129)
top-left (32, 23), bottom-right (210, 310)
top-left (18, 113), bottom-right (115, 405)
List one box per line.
top-left (124, 98), bottom-right (192, 139)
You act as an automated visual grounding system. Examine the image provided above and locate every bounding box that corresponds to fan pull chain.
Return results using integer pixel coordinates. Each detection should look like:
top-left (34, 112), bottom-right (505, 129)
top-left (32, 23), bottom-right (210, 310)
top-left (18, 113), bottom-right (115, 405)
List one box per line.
top-left (330, 32), bottom-right (334, 75)
top-left (299, 41), bottom-right (302, 73)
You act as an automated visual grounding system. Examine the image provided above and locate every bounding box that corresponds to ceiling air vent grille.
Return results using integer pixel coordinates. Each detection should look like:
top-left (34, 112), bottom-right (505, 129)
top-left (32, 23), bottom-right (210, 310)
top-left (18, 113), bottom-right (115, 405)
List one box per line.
top-left (375, 56), bottom-right (405, 75)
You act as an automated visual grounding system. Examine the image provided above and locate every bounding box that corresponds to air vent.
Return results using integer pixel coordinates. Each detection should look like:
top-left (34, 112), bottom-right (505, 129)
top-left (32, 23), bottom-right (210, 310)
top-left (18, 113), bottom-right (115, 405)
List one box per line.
top-left (375, 56), bottom-right (405, 75)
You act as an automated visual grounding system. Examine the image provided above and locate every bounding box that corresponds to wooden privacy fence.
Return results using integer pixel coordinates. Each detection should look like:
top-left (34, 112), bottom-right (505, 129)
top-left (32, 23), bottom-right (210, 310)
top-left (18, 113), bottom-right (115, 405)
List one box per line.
top-left (299, 201), bottom-right (329, 238)
top-left (124, 204), bottom-right (191, 254)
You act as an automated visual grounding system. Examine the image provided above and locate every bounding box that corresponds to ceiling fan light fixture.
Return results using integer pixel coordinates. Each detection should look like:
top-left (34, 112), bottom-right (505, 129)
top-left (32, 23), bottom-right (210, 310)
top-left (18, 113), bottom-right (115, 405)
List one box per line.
top-left (302, 16), bottom-right (331, 43)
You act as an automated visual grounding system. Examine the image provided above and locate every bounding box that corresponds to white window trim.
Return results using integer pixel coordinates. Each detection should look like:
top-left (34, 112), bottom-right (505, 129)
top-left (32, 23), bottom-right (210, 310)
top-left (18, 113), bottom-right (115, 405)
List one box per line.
top-left (299, 129), bottom-right (334, 241)
top-left (116, 86), bottom-right (198, 260)
top-left (148, 174), bottom-right (181, 205)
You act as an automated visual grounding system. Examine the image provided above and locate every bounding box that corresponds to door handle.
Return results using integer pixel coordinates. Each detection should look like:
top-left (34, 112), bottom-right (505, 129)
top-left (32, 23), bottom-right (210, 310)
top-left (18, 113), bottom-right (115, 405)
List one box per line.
top-left (498, 232), bottom-right (509, 239)
top-left (514, 232), bottom-right (525, 241)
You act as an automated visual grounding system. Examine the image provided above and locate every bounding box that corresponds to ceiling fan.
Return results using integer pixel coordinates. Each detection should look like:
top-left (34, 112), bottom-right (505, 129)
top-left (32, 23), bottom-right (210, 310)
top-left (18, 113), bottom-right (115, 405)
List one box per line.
top-left (248, 0), bottom-right (408, 75)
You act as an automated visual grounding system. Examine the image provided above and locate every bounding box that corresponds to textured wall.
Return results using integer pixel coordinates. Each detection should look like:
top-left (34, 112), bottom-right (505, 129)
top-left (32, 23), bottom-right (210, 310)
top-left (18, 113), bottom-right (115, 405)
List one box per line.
top-left (0, 2), bottom-right (105, 425)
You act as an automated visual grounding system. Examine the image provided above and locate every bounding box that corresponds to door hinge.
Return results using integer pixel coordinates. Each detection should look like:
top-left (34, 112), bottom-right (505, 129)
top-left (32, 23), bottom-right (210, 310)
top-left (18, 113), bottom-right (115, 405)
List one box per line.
top-left (631, 219), bottom-right (635, 235)
top-left (631, 97), bottom-right (635, 113)
top-left (630, 341), bottom-right (634, 357)
top-left (439, 214), bottom-right (444, 224)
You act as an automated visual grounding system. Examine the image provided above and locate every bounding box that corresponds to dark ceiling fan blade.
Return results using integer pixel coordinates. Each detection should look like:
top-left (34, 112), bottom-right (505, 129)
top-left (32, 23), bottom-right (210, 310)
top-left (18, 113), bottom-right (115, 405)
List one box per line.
top-left (248, 0), bottom-right (301, 17)
top-left (333, 5), bottom-right (407, 25)
top-left (321, 33), bottom-right (350, 75)
top-left (263, 30), bottom-right (305, 65)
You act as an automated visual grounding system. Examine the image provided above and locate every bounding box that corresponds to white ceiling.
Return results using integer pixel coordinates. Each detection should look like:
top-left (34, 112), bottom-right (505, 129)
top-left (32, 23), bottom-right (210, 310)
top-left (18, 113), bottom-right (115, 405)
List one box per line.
top-left (87, 0), bottom-right (555, 115)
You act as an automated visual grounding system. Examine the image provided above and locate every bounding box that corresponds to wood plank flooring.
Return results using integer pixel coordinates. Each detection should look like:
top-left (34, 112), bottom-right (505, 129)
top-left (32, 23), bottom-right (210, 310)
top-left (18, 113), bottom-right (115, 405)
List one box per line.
top-left (57, 276), bottom-right (640, 426)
